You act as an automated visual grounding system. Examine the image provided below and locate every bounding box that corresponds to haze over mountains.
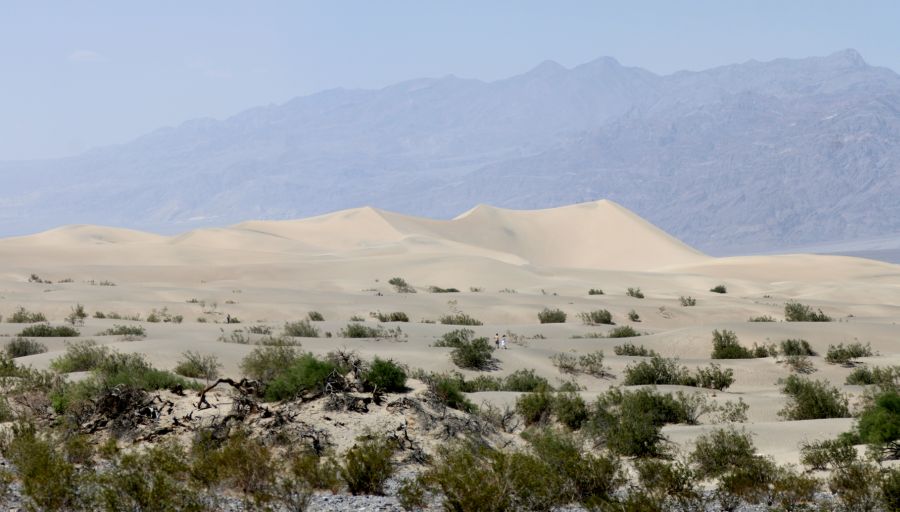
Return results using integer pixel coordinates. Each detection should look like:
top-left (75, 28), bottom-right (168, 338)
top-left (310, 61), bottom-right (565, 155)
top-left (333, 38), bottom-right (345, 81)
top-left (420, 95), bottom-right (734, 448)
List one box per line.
top-left (2, 49), bottom-right (898, 256)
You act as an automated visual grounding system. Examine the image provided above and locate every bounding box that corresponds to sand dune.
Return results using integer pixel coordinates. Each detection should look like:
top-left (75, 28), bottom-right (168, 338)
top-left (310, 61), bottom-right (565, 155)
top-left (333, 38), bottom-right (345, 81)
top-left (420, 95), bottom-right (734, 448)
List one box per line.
top-left (1, 200), bottom-right (899, 469)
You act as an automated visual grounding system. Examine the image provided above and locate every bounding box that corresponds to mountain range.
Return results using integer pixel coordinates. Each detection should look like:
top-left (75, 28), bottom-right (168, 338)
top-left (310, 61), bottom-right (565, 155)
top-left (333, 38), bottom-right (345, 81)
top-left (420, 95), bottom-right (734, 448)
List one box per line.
top-left (1, 49), bottom-right (898, 256)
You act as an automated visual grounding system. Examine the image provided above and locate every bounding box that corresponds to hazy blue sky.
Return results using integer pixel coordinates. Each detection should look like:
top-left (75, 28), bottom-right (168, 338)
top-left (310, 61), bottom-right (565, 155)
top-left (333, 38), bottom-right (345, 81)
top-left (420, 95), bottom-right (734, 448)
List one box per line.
top-left (2, 0), bottom-right (898, 160)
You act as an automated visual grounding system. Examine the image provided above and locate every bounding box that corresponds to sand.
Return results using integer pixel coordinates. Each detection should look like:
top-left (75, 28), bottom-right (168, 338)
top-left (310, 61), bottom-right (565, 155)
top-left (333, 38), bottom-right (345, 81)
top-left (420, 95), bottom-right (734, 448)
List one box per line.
top-left (1, 199), bottom-right (898, 463)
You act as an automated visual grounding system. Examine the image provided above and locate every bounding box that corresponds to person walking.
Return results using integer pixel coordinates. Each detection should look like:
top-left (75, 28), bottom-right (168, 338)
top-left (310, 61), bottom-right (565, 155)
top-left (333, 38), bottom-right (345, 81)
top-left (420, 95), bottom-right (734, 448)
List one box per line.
top-left (500, 335), bottom-right (508, 350)
top-left (495, 333), bottom-right (500, 349)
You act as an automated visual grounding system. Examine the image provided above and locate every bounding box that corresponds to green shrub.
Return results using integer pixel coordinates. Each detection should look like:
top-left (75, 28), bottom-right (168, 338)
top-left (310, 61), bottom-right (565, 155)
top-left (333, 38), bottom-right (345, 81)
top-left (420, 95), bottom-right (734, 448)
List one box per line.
top-left (362, 358), bottom-right (407, 392)
top-left (783, 355), bottom-right (816, 374)
top-left (433, 329), bottom-right (474, 348)
top-left (588, 288), bottom-right (604, 295)
top-left (537, 308), bottom-right (567, 324)
top-left (265, 353), bottom-right (336, 401)
top-left (428, 286), bottom-right (459, 293)
top-left (694, 363), bottom-right (736, 391)
top-left (341, 436), bottom-right (396, 495)
top-left (799, 437), bottom-right (857, 470)
top-left (826, 342), bottom-right (873, 366)
top-left (828, 462), bottom-right (882, 512)
top-left (2, 425), bottom-right (83, 511)
top-left (516, 389), bottom-right (554, 426)
top-left (578, 351), bottom-right (611, 378)
top-left (779, 375), bottom-right (850, 420)
top-left (438, 313), bottom-right (483, 326)
top-left (502, 369), bottom-right (552, 392)
top-left (784, 301), bottom-right (831, 322)
top-left (626, 287), bottom-right (645, 298)
top-left (882, 467), bottom-right (900, 512)
top-left (780, 338), bottom-right (815, 356)
top-left (450, 337), bottom-right (495, 370)
top-left (679, 296), bottom-right (696, 307)
top-left (307, 311), bottom-right (325, 321)
top-left (846, 365), bottom-right (900, 387)
top-left (6, 307), bottom-right (47, 323)
top-left (388, 277), bottom-right (415, 293)
top-left (608, 325), bottom-right (640, 338)
top-left (710, 329), bottom-right (754, 359)
top-left (282, 319), bottom-right (320, 337)
top-left (623, 355), bottom-right (687, 386)
top-left (614, 343), bottom-right (657, 357)
top-left (633, 459), bottom-right (703, 511)
top-left (424, 373), bottom-right (476, 413)
top-left (240, 343), bottom-right (300, 383)
top-left (752, 342), bottom-right (777, 358)
top-left (579, 309), bottom-right (613, 325)
top-left (554, 392), bottom-right (588, 429)
top-left (65, 304), bottom-right (88, 326)
top-left (375, 311), bottom-right (409, 322)
top-left (591, 389), bottom-right (676, 457)
top-left (857, 391), bottom-right (900, 459)
top-left (748, 315), bottom-right (776, 322)
top-left (18, 324), bottom-right (79, 337)
top-left (627, 309), bottom-right (640, 322)
top-left (173, 351), bottom-right (222, 381)
top-left (710, 285), bottom-right (727, 294)
top-left (4, 337), bottom-right (47, 358)
top-left (97, 324), bottom-right (146, 338)
top-left (691, 427), bottom-right (757, 478)
top-left (50, 340), bottom-right (109, 372)
top-left (339, 323), bottom-right (398, 338)
top-left (247, 325), bottom-right (272, 335)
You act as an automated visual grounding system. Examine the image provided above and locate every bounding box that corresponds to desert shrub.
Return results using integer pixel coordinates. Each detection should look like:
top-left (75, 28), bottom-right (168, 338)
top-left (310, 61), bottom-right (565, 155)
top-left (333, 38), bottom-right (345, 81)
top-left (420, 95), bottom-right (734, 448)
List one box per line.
top-left (7, 307), bottom-right (47, 323)
top-left (146, 307), bottom-right (183, 323)
top-left (388, 277), bottom-right (415, 293)
top-left (420, 372), bottom-right (475, 413)
top-left (216, 431), bottom-right (278, 505)
top-left (502, 369), bottom-right (552, 392)
top-left (614, 343), bottom-right (657, 357)
top-left (799, 437), bottom-right (857, 470)
top-left (50, 339), bottom-right (109, 372)
top-left (626, 287), bottom-right (645, 298)
top-left (375, 311), bottom-right (409, 322)
top-left (679, 296), bottom-right (696, 307)
top-left (422, 443), bottom-right (514, 511)
top-left (438, 313), bottom-right (483, 326)
top-left (553, 392), bottom-right (588, 429)
top-left (18, 324), bottom-right (79, 337)
top-left (578, 351), bottom-right (611, 378)
top-left (828, 461), bottom-right (882, 512)
top-left (784, 301), bottom-right (831, 322)
top-left (633, 459), bottom-right (703, 511)
top-left (97, 324), bottom-right (146, 338)
top-left (780, 338), bottom-right (815, 356)
top-left (588, 288), bottom-right (604, 295)
top-left (450, 336), bottom-right (495, 370)
top-left (340, 436), bottom-right (396, 495)
top-left (826, 342), bottom-right (873, 366)
top-left (847, 365), bottom-right (900, 388)
top-left (710, 284), bottom-right (727, 294)
top-left (579, 309), bottom-right (613, 325)
top-left (748, 314), bottom-right (776, 322)
top-left (4, 337), bottom-right (47, 358)
top-left (338, 323), bottom-right (401, 338)
top-left (623, 355), bottom-right (688, 386)
top-left (551, 352), bottom-right (578, 374)
top-left (362, 358), bottom-right (406, 392)
top-left (752, 342), bottom-right (777, 358)
top-left (882, 467), bottom-right (900, 512)
top-left (710, 329), bottom-right (754, 359)
top-left (779, 375), bottom-right (850, 420)
top-left (307, 311), bottom-right (325, 321)
top-left (857, 391), bottom-right (900, 460)
top-left (247, 325), bottom-right (272, 335)
top-left (537, 308), bottom-right (566, 324)
top-left (282, 448), bottom-right (341, 494)
top-left (428, 286), bottom-right (459, 293)
top-left (783, 355), bottom-right (816, 374)
top-left (516, 389), bottom-right (555, 426)
top-left (627, 309), bottom-right (640, 322)
top-left (691, 426), bottom-right (757, 478)
top-left (240, 343), bottom-right (300, 383)
top-left (590, 389), bottom-right (679, 457)
top-left (608, 325), bottom-right (640, 338)
top-left (433, 328), bottom-right (475, 348)
top-left (173, 351), bottom-right (222, 381)
top-left (282, 319), bottom-right (320, 337)
top-left (2, 424), bottom-right (83, 511)
top-left (264, 353), bottom-right (336, 401)
top-left (694, 363), bottom-right (736, 391)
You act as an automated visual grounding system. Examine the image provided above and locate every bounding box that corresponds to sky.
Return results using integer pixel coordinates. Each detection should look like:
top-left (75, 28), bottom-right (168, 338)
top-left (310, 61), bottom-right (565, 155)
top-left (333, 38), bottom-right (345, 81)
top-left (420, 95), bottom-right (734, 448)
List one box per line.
top-left (1, 0), bottom-right (899, 161)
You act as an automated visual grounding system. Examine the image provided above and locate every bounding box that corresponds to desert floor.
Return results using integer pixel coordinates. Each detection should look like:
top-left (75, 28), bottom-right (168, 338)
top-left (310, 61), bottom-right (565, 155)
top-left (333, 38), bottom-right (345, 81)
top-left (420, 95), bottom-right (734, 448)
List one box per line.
top-left (2, 200), bottom-right (898, 464)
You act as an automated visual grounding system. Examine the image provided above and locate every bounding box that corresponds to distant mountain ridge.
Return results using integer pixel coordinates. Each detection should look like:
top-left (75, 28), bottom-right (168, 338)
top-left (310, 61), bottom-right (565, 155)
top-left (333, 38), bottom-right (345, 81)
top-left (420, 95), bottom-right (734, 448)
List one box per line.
top-left (1, 49), bottom-right (899, 255)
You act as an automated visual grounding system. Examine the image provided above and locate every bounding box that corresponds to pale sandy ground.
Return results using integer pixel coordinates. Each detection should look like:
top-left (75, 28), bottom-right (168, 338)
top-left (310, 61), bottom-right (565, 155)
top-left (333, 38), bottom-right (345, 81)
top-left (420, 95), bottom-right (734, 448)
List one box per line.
top-left (1, 200), bottom-right (899, 465)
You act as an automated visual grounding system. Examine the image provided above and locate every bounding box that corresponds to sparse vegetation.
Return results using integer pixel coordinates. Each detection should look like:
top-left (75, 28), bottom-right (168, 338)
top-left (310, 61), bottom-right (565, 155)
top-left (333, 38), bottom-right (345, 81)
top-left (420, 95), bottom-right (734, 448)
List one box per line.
top-left (282, 319), bottom-right (320, 338)
top-left (307, 311), bottom-right (325, 321)
top-left (374, 311), bottom-right (409, 322)
top-left (19, 324), bottom-right (79, 337)
top-left (800, 437), bottom-right (857, 470)
top-left (846, 365), bottom-right (900, 387)
top-left (362, 358), bottom-right (407, 392)
top-left (784, 301), bottom-right (831, 322)
top-left (626, 287), bottom-right (645, 298)
top-left (388, 277), bottom-right (415, 293)
top-left (613, 343), bottom-right (658, 357)
top-left (748, 314), bottom-right (776, 322)
top-left (265, 353), bottom-right (337, 401)
top-left (710, 284), bottom-right (727, 294)
top-left (340, 436), bottom-right (396, 495)
top-left (623, 355), bottom-right (735, 390)
top-left (173, 351), bottom-right (222, 382)
top-left (691, 427), bottom-right (758, 478)
top-left (7, 307), bottom-right (47, 323)
top-left (825, 342), bottom-right (873, 366)
top-left (710, 329), bottom-right (755, 359)
top-left (4, 337), bottom-right (47, 358)
top-left (578, 309), bottom-right (613, 325)
top-left (679, 296), bottom-right (696, 306)
top-left (537, 308), bottom-right (567, 324)
top-left (450, 336), bottom-right (495, 370)
top-left (551, 351), bottom-right (612, 378)
top-left (97, 324), bottom-right (146, 338)
top-left (438, 313), bottom-right (482, 326)
top-left (588, 288), bottom-right (604, 295)
top-left (65, 304), bottom-right (88, 326)
top-left (778, 375), bottom-right (850, 420)
top-left (780, 338), bottom-right (816, 356)
top-left (428, 286), bottom-right (459, 293)
top-left (607, 325), bottom-right (640, 338)
top-left (627, 309), bottom-right (640, 322)
top-left (240, 343), bottom-right (301, 383)
top-left (782, 355), bottom-right (816, 374)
